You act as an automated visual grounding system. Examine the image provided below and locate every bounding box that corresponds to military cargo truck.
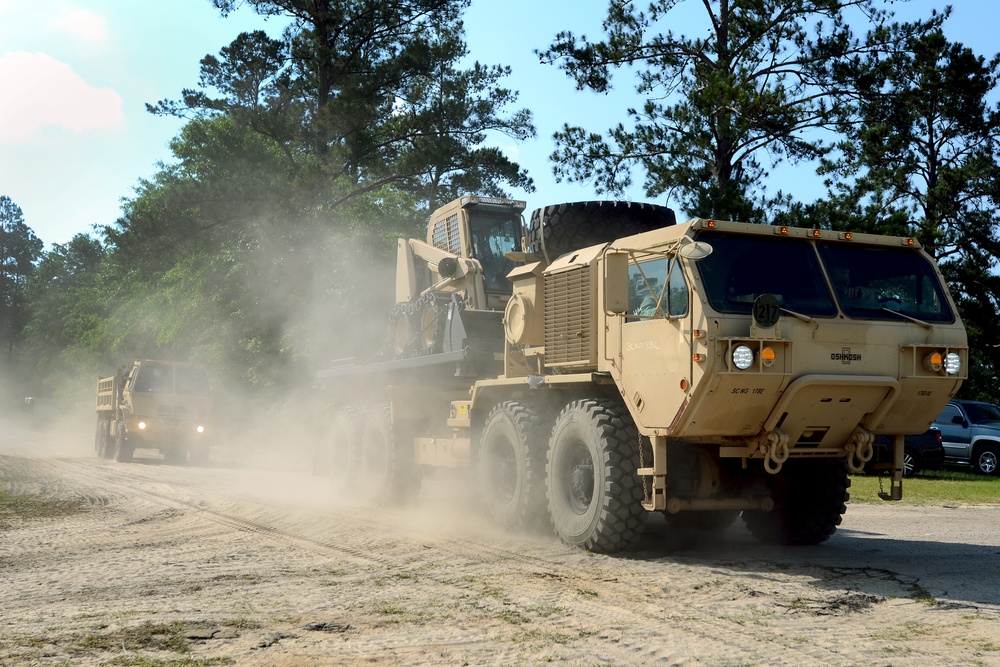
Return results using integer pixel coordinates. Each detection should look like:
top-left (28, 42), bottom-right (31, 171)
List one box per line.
top-left (317, 196), bottom-right (967, 553)
top-left (96, 360), bottom-right (213, 464)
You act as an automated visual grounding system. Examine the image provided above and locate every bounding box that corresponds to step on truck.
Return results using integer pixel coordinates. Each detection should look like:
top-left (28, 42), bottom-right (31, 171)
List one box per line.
top-left (316, 195), bottom-right (968, 552)
top-left (96, 360), bottom-right (213, 464)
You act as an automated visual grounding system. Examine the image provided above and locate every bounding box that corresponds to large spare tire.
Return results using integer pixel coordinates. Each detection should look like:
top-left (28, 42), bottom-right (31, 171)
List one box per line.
top-left (526, 201), bottom-right (676, 260)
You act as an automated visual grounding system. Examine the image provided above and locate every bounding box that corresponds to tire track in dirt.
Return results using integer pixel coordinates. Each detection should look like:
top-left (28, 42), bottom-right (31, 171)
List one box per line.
top-left (5, 452), bottom-right (998, 666)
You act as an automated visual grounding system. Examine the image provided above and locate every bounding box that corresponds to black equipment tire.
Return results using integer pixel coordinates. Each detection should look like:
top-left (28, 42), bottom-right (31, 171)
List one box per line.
top-left (741, 459), bottom-right (850, 545)
top-left (360, 405), bottom-right (421, 505)
top-left (478, 401), bottom-right (549, 531)
top-left (526, 201), bottom-right (675, 259)
top-left (113, 423), bottom-right (133, 463)
top-left (546, 398), bottom-right (645, 553)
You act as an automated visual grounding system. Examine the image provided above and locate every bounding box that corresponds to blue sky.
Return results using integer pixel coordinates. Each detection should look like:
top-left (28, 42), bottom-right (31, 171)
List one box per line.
top-left (0, 0), bottom-right (992, 249)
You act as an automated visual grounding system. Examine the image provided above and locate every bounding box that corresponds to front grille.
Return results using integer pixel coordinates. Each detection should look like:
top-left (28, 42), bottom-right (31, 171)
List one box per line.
top-left (544, 267), bottom-right (594, 366)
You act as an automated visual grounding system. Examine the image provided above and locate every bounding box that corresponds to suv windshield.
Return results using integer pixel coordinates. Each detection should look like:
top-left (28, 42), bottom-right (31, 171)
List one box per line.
top-left (965, 402), bottom-right (1000, 424)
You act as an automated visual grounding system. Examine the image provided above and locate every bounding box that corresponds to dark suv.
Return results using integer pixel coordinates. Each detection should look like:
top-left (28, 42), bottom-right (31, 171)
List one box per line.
top-left (932, 400), bottom-right (1000, 475)
top-left (868, 429), bottom-right (944, 478)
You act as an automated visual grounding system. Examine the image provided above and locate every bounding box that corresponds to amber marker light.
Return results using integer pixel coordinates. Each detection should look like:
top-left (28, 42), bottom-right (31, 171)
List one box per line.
top-left (693, 353), bottom-right (704, 362)
top-left (692, 329), bottom-right (704, 339)
top-left (680, 378), bottom-right (689, 390)
top-left (924, 352), bottom-right (944, 373)
top-left (811, 229), bottom-right (821, 237)
top-left (707, 220), bottom-right (717, 228)
top-left (761, 347), bottom-right (776, 367)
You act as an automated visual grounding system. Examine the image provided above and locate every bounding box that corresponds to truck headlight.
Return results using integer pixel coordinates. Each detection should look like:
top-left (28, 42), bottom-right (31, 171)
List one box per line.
top-left (196, 425), bottom-right (205, 434)
top-left (944, 352), bottom-right (962, 376)
top-left (137, 421), bottom-right (147, 430)
top-left (731, 345), bottom-right (754, 370)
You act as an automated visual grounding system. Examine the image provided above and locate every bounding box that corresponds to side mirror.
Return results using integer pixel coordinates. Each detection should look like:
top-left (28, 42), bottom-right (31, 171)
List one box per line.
top-left (678, 240), bottom-right (713, 261)
top-left (951, 414), bottom-right (968, 427)
top-left (603, 252), bottom-right (629, 314)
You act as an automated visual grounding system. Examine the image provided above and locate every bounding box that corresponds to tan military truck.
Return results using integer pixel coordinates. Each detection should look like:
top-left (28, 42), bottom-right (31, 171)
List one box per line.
top-left (95, 360), bottom-right (213, 464)
top-left (318, 196), bottom-right (967, 553)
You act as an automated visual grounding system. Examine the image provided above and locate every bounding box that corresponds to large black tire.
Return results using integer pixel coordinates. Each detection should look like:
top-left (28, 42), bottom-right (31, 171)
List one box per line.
top-left (741, 459), bottom-right (850, 545)
top-left (974, 443), bottom-right (999, 475)
top-left (526, 201), bottom-right (676, 259)
top-left (113, 423), bottom-right (133, 463)
top-left (360, 405), bottom-right (421, 505)
top-left (478, 401), bottom-right (550, 531)
top-left (95, 419), bottom-right (113, 459)
top-left (321, 405), bottom-right (368, 492)
top-left (545, 399), bottom-right (645, 553)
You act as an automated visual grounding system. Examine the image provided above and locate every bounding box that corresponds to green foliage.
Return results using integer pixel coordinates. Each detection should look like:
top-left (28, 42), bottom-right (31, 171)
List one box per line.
top-left (537, 0), bottom-right (931, 221)
top-left (0, 195), bottom-right (43, 359)
top-left (820, 21), bottom-right (1000, 400)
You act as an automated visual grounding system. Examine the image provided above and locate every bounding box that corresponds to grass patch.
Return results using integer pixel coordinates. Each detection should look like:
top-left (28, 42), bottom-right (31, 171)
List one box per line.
top-left (850, 469), bottom-right (1000, 506)
top-left (74, 621), bottom-right (191, 654)
top-left (108, 657), bottom-right (235, 666)
top-left (0, 490), bottom-right (89, 529)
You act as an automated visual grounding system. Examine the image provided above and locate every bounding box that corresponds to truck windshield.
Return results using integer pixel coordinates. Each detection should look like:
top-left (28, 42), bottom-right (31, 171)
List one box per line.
top-left (175, 366), bottom-right (211, 396)
top-left (132, 364), bottom-right (173, 393)
top-left (694, 231), bottom-right (955, 323)
top-left (468, 212), bottom-right (520, 293)
top-left (695, 232), bottom-right (838, 317)
top-left (817, 242), bottom-right (955, 323)
top-left (132, 364), bottom-right (211, 395)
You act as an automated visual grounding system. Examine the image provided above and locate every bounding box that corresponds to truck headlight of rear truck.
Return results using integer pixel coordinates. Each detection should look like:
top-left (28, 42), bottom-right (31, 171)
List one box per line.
top-left (196, 425), bottom-right (205, 434)
top-left (945, 352), bottom-right (962, 375)
top-left (137, 421), bottom-right (147, 430)
top-left (731, 345), bottom-right (754, 370)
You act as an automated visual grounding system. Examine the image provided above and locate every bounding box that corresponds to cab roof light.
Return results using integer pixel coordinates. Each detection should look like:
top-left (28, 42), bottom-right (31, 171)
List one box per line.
top-left (839, 232), bottom-right (853, 240)
top-left (811, 229), bottom-right (821, 238)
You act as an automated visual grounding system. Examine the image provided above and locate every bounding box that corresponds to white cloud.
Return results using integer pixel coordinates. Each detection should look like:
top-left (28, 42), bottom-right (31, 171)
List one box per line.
top-left (56, 7), bottom-right (110, 46)
top-left (0, 51), bottom-right (123, 144)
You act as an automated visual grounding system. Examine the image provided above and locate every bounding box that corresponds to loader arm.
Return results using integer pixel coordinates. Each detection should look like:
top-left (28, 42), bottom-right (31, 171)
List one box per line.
top-left (396, 237), bottom-right (487, 310)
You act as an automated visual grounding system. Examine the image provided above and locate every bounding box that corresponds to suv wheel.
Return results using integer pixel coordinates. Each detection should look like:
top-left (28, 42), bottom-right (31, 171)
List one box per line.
top-left (975, 444), bottom-right (999, 475)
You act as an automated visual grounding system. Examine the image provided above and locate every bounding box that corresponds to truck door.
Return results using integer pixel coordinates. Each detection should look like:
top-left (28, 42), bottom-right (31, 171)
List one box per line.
top-left (619, 255), bottom-right (692, 427)
top-left (935, 403), bottom-right (971, 460)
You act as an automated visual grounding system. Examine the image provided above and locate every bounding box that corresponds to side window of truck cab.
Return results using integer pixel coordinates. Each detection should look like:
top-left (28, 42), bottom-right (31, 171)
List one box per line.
top-left (628, 257), bottom-right (688, 319)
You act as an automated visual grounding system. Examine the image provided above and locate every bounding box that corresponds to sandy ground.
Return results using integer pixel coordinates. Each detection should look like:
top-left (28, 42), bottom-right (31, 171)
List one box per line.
top-left (2, 419), bottom-right (999, 667)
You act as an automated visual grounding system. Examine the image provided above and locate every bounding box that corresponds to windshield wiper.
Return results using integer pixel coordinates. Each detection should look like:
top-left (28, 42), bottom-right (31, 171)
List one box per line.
top-left (848, 306), bottom-right (934, 330)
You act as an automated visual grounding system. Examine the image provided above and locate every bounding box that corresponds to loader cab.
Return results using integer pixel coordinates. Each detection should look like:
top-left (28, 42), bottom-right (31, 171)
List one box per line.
top-left (428, 196), bottom-right (526, 308)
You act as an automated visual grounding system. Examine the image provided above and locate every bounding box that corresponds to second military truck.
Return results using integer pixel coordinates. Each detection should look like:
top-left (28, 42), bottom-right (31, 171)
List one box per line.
top-left (96, 360), bottom-right (213, 464)
top-left (317, 196), bottom-right (968, 553)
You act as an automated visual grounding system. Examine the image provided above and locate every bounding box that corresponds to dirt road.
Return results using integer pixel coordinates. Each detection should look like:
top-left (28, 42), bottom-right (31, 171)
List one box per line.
top-left (2, 423), bottom-right (999, 666)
